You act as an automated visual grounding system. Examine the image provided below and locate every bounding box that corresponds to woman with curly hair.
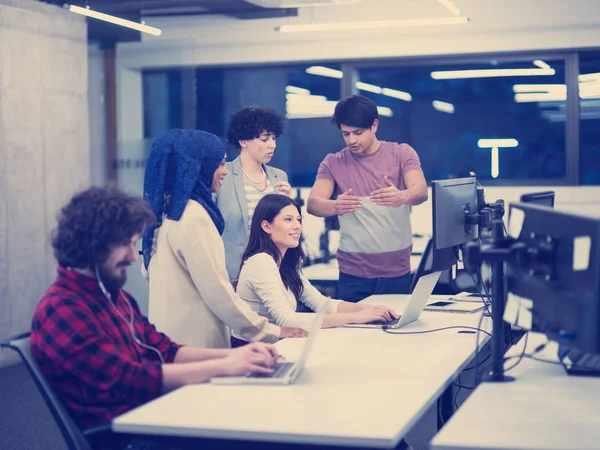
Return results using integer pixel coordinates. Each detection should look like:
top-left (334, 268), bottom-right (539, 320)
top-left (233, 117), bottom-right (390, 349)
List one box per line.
top-left (216, 107), bottom-right (292, 284)
top-left (142, 129), bottom-right (306, 348)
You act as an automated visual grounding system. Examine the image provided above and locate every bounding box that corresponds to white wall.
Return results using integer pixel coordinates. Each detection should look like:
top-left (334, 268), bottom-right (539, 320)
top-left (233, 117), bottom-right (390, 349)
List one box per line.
top-left (0, 0), bottom-right (89, 367)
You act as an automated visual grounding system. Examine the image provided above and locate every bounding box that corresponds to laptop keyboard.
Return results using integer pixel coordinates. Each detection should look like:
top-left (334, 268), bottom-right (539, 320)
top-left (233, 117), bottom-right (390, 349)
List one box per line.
top-left (248, 361), bottom-right (294, 379)
top-left (368, 318), bottom-right (400, 326)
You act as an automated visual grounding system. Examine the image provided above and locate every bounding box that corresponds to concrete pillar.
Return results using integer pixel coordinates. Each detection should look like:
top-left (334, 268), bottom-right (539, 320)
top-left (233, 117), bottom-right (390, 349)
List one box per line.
top-left (0, 0), bottom-right (89, 367)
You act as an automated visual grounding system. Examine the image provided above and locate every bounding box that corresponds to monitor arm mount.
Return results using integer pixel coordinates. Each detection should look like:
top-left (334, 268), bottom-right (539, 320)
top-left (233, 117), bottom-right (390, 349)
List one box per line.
top-left (464, 220), bottom-right (555, 383)
top-left (463, 172), bottom-right (505, 234)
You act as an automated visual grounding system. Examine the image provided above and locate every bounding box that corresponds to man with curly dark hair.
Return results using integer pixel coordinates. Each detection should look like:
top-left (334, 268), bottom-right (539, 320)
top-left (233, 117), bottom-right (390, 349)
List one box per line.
top-left (217, 106), bottom-right (293, 283)
top-left (30, 185), bottom-right (281, 448)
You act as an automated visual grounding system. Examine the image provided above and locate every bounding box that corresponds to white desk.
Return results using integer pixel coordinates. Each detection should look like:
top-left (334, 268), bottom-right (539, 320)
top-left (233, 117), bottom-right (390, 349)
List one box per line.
top-left (431, 332), bottom-right (600, 450)
top-left (113, 295), bottom-right (490, 448)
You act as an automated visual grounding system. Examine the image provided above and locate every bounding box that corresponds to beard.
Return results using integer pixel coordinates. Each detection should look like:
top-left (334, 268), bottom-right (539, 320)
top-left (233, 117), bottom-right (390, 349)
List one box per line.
top-left (97, 260), bottom-right (129, 295)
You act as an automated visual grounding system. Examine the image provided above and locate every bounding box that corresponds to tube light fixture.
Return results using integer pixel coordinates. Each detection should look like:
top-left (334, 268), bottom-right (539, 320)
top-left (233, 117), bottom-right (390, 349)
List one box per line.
top-left (286, 85), bottom-right (311, 95)
top-left (305, 66), bottom-right (343, 79)
top-left (66, 5), bottom-right (162, 36)
top-left (432, 100), bottom-right (455, 114)
top-left (382, 88), bottom-right (412, 102)
top-left (477, 139), bottom-right (518, 148)
top-left (437, 0), bottom-right (461, 16)
top-left (533, 60), bottom-right (551, 70)
top-left (431, 68), bottom-right (555, 80)
top-left (355, 81), bottom-right (383, 94)
top-left (491, 147), bottom-right (499, 179)
top-left (276, 16), bottom-right (469, 33)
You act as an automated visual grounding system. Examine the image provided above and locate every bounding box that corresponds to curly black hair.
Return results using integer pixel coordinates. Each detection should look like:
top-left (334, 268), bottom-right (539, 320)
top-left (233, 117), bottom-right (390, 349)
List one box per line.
top-left (52, 185), bottom-right (155, 269)
top-left (226, 107), bottom-right (284, 147)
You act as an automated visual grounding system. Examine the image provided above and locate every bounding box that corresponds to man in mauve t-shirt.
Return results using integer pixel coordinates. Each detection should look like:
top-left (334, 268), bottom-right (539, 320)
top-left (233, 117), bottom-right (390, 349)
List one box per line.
top-left (308, 94), bottom-right (428, 303)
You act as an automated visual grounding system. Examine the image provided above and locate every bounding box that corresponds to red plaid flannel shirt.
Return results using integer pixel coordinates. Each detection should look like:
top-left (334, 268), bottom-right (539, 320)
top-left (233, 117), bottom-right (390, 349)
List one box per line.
top-left (31, 267), bottom-right (182, 430)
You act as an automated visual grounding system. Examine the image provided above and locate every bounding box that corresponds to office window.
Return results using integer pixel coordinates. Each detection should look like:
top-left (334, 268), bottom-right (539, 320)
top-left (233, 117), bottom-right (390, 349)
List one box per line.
top-left (357, 58), bottom-right (567, 183)
top-left (142, 64), bottom-right (342, 187)
top-left (579, 52), bottom-right (600, 185)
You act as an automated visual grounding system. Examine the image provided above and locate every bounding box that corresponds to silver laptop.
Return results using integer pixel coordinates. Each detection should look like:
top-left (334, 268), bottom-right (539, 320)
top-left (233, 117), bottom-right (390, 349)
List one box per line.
top-left (211, 309), bottom-right (325, 385)
top-left (344, 271), bottom-right (442, 329)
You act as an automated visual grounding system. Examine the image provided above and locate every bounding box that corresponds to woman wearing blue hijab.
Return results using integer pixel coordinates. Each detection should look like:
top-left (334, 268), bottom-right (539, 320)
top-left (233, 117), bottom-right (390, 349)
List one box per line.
top-left (143, 129), bottom-right (306, 348)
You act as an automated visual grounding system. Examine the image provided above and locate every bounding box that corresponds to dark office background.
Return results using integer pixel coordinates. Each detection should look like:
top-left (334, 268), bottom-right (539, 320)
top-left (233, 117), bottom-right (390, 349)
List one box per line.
top-left (141, 50), bottom-right (600, 187)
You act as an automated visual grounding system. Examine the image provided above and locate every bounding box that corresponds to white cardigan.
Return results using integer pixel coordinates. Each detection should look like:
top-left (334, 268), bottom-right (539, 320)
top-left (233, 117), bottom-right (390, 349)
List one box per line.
top-left (236, 253), bottom-right (341, 332)
top-left (147, 200), bottom-right (280, 348)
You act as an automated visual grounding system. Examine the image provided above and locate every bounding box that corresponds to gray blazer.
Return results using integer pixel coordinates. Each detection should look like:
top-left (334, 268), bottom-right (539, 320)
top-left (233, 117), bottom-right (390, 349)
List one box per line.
top-left (216, 156), bottom-right (288, 282)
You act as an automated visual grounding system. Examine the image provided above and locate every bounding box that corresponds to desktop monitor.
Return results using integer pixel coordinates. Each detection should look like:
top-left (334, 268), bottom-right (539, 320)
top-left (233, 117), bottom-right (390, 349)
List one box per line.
top-left (506, 203), bottom-right (600, 354)
top-left (431, 177), bottom-right (479, 271)
top-left (519, 191), bottom-right (555, 207)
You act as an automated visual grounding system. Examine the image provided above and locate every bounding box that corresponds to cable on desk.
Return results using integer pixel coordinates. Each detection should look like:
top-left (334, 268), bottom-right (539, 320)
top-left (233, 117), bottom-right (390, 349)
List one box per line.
top-left (452, 374), bottom-right (476, 411)
top-left (500, 332), bottom-right (530, 373)
top-left (503, 343), bottom-right (557, 373)
top-left (382, 326), bottom-right (492, 337)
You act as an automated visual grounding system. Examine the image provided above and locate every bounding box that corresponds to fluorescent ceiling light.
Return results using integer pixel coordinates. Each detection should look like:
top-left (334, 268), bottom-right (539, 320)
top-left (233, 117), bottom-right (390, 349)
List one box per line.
top-left (305, 66), bottom-right (343, 79)
top-left (491, 147), bottom-right (499, 179)
top-left (477, 139), bottom-right (518, 148)
top-left (286, 93), bottom-right (328, 103)
top-left (67, 5), bottom-right (162, 36)
top-left (533, 60), bottom-right (552, 70)
top-left (276, 16), bottom-right (469, 33)
top-left (437, 0), bottom-right (461, 16)
top-left (431, 68), bottom-right (555, 80)
top-left (286, 93), bottom-right (392, 119)
top-left (580, 72), bottom-right (600, 83)
top-left (514, 93), bottom-right (566, 102)
top-left (382, 88), bottom-right (412, 102)
top-left (355, 82), bottom-right (413, 101)
top-left (513, 84), bottom-right (566, 94)
top-left (432, 100), bottom-right (455, 114)
top-left (286, 85), bottom-right (311, 95)
top-left (355, 81), bottom-right (383, 94)
top-left (377, 106), bottom-right (393, 117)
top-left (513, 82), bottom-right (600, 102)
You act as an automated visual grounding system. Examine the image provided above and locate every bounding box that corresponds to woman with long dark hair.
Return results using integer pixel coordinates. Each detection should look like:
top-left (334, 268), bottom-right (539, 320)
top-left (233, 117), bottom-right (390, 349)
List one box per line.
top-left (234, 194), bottom-right (399, 335)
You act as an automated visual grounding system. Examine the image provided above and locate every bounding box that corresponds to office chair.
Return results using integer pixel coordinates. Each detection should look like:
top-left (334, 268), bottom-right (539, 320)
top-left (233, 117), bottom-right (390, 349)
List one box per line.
top-left (1, 332), bottom-right (110, 450)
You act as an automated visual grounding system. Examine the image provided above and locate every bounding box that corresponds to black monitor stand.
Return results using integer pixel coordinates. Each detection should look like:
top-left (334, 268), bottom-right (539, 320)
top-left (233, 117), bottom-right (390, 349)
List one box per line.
top-left (465, 219), bottom-right (515, 383)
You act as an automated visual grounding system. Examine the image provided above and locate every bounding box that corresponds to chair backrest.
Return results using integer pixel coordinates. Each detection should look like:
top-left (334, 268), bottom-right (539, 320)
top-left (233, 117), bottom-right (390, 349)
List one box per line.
top-left (2, 333), bottom-right (92, 450)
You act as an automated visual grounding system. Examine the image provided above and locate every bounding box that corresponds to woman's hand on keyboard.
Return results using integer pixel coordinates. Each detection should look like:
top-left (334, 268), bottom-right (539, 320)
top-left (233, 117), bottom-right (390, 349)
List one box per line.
top-left (221, 343), bottom-right (278, 377)
top-left (351, 306), bottom-right (399, 324)
top-left (370, 305), bottom-right (400, 322)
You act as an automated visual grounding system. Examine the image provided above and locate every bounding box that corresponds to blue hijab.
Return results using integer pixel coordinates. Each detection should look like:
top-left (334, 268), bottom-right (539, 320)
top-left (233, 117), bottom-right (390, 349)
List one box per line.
top-left (142, 129), bottom-right (226, 270)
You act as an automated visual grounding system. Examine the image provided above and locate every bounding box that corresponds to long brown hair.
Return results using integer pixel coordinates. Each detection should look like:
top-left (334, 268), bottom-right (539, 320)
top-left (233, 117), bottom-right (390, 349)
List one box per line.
top-left (241, 194), bottom-right (305, 301)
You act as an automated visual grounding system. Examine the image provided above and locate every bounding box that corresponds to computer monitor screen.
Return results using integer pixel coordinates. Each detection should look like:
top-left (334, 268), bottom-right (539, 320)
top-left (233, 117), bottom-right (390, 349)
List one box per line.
top-left (431, 177), bottom-right (479, 271)
top-left (507, 202), bottom-right (600, 353)
top-left (519, 191), bottom-right (555, 207)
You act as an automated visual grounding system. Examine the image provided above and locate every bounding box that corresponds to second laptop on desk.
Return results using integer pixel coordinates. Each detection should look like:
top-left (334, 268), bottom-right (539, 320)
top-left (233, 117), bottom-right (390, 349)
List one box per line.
top-left (344, 271), bottom-right (442, 330)
top-left (211, 309), bottom-right (325, 386)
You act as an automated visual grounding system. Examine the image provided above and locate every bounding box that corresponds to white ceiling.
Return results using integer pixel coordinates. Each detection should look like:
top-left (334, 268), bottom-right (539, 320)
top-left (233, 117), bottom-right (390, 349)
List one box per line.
top-left (146, 0), bottom-right (600, 36)
top-left (123, 0), bottom-right (600, 69)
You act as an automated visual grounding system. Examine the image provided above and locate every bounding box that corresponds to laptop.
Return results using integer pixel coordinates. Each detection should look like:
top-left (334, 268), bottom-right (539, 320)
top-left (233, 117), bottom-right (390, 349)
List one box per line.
top-left (211, 309), bottom-right (325, 385)
top-left (343, 271), bottom-right (442, 329)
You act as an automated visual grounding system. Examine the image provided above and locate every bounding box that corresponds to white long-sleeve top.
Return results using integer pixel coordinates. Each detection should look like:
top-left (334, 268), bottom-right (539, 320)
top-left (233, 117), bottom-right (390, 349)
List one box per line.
top-left (235, 253), bottom-right (341, 332)
top-left (147, 200), bottom-right (280, 348)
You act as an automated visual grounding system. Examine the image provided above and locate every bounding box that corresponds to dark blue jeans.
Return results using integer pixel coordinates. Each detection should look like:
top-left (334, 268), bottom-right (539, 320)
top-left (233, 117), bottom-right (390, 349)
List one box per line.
top-left (337, 272), bottom-right (412, 303)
